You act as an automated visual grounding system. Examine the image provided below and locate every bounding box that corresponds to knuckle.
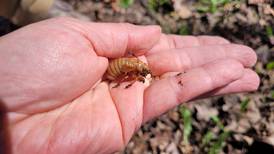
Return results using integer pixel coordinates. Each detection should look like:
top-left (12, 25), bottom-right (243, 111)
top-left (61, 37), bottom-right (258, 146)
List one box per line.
top-left (119, 23), bottom-right (134, 30)
top-left (221, 59), bottom-right (244, 78)
top-left (197, 36), bottom-right (230, 44)
top-left (214, 36), bottom-right (230, 43)
top-left (245, 70), bottom-right (260, 91)
top-left (230, 44), bottom-right (257, 66)
top-left (241, 46), bottom-right (257, 66)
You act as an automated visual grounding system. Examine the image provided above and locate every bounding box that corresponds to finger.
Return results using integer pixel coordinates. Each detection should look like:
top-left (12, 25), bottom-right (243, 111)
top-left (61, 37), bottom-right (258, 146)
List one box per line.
top-left (88, 23), bottom-right (161, 57)
top-left (147, 44), bottom-right (257, 75)
top-left (147, 34), bottom-right (230, 54)
top-left (143, 59), bottom-right (244, 122)
top-left (198, 69), bottom-right (260, 98)
top-left (110, 81), bottom-right (146, 144)
top-left (160, 69), bottom-right (260, 99)
top-left (52, 17), bottom-right (162, 58)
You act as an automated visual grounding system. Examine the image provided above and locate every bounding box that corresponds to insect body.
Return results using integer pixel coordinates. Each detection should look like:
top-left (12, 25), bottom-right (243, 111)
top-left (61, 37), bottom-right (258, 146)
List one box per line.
top-left (104, 57), bottom-right (151, 88)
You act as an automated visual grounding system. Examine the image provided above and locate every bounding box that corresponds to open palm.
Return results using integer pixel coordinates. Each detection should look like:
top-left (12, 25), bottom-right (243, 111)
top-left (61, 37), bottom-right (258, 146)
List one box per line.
top-left (0, 17), bottom-right (259, 154)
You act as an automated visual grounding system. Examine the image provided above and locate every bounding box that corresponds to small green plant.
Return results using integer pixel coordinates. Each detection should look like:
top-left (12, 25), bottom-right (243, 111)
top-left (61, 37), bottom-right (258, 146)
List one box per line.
top-left (148, 0), bottom-right (171, 11)
top-left (240, 98), bottom-right (250, 112)
top-left (202, 131), bottom-right (214, 146)
top-left (209, 131), bottom-right (230, 154)
top-left (197, 0), bottom-right (232, 13)
top-left (119, 0), bottom-right (134, 9)
top-left (179, 25), bottom-right (190, 35)
top-left (210, 115), bottom-right (224, 130)
top-left (271, 90), bottom-right (274, 99)
top-left (266, 26), bottom-right (273, 37)
top-left (266, 61), bottom-right (274, 70)
top-left (148, 0), bottom-right (157, 10)
top-left (203, 115), bottom-right (231, 153)
top-left (180, 106), bottom-right (193, 144)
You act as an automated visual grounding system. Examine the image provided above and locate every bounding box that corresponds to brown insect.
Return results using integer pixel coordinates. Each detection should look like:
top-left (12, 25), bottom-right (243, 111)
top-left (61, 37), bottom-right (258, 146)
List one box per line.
top-left (104, 57), bottom-right (152, 88)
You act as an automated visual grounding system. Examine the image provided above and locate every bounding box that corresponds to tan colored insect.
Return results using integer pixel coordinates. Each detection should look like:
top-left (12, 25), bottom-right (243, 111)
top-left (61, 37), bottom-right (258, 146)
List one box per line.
top-left (104, 57), bottom-right (151, 88)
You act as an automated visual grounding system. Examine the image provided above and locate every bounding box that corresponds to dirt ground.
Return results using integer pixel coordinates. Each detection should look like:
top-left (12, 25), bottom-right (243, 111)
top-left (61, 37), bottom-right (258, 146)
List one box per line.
top-left (60, 0), bottom-right (274, 153)
top-left (0, 0), bottom-right (259, 153)
top-left (0, 0), bottom-right (273, 153)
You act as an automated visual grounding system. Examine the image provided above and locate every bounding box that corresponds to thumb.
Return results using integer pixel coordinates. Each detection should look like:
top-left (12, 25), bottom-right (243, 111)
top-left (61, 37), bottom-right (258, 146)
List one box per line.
top-left (51, 17), bottom-right (162, 58)
top-left (84, 23), bottom-right (162, 58)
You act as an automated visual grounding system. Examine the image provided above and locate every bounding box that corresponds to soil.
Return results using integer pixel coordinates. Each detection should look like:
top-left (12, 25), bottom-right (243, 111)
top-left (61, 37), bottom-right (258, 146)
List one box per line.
top-left (62, 0), bottom-right (274, 153)
top-left (2, 0), bottom-right (272, 153)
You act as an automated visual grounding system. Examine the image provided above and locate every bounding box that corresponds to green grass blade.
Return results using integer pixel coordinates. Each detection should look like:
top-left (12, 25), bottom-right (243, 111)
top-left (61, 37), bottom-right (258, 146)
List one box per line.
top-left (240, 98), bottom-right (250, 112)
top-left (271, 90), bottom-right (274, 98)
top-left (210, 115), bottom-right (224, 130)
top-left (197, 6), bottom-right (211, 12)
top-left (119, 0), bottom-right (134, 9)
top-left (202, 131), bottom-right (214, 146)
top-left (179, 25), bottom-right (190, 35)
top-left (266, 26), bottom-right (273, 37)
top-left (266, 61), bottom-right (274, 70)
top-left (209, 131), bottom-right (230, 154)
top-left (159, 0), bottom-right (170, 5)
top-left (180, 106), bottom-right (193, 144)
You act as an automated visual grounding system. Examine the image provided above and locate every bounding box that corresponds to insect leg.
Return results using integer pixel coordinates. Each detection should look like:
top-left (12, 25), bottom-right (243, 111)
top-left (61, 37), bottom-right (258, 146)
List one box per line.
top-left (112, 83), bottom-right (121, 88)
top-left (127, 52), bottom-right (138, 58)
top-left (137, 76), bottom-right (145, 83)
top-left (125, 79), bottom-right (137, 88)
top-left (111, 74), bottom-right (129, 88)
top-left (112, 72), bottom-right (139, 88)
top-left (125, 76), bottom-right (145, 89)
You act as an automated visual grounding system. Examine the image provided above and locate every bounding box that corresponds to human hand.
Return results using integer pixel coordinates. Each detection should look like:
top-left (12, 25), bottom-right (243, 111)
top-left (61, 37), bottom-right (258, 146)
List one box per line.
top-left (0, 17), bottom-right (259, 154)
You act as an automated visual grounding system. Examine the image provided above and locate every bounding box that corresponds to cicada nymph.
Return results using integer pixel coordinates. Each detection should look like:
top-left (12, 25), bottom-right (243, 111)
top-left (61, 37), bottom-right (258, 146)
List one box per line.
top-left (104, 57), bottom-right (152, 88)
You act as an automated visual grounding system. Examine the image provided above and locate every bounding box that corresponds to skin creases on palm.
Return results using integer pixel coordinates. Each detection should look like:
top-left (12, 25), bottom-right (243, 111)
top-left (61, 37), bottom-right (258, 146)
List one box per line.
top-left (0, 17), bottom-right (259, 154)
